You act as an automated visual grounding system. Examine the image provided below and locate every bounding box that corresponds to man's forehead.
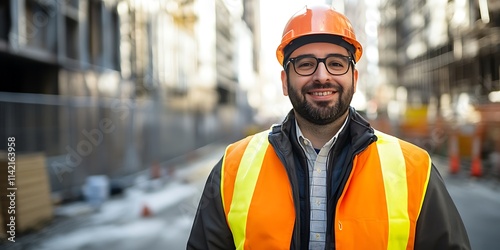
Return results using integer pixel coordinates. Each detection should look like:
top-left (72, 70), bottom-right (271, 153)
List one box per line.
top-left (290, 43), bottom-right (350, 57)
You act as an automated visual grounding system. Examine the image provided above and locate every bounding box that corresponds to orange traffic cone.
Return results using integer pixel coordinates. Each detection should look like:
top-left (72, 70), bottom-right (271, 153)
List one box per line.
top-left (470, 134), bottom-right (483, 177)
top-left (141, 203), bottom-right (153, 217)
top-left (448, 133), bottom-right (460, 174)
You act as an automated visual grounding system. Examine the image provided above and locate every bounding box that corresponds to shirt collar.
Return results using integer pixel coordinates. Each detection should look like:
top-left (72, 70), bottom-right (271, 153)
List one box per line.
top-left (295, 115), bottom-right (349, 154)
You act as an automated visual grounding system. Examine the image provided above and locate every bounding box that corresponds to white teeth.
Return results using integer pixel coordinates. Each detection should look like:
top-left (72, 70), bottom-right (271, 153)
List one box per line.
top-left (312, 91), bottom-right (332, 96)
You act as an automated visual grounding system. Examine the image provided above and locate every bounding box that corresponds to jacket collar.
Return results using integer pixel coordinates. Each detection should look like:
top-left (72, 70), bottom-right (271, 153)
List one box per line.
top-left (270, 107), bottom-right (376, 154)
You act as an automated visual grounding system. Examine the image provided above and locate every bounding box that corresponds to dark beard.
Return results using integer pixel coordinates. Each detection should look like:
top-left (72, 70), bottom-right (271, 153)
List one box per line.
top-left (287, 79), bottom-right (354, 125)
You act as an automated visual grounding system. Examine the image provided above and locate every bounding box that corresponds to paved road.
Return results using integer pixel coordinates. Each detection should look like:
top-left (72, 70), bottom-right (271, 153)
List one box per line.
top-left (446, 177), bottom-right (500, 250)
top-left (431, 155), bottom-right (500, 250)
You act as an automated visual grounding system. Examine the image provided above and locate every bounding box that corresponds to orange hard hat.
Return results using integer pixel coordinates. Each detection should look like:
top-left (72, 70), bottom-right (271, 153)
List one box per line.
top-left (276, 4), bottom-right (363, 66)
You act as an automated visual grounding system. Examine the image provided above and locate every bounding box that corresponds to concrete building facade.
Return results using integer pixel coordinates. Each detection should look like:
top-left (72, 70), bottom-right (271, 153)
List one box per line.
top-left (0, 0), bottom-right (260, 201)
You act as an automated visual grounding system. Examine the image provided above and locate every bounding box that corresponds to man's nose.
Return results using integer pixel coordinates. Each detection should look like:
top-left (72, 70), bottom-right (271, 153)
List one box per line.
top-left (312, 62), bottom-right (332, 82)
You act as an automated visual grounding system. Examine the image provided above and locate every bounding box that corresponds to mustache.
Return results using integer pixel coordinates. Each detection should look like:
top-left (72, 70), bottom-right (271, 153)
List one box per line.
top-left (302, 82), bottom-right (342, 93)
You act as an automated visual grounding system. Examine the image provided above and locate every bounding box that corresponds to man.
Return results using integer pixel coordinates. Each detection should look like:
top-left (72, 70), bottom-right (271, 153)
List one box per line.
top-left (187, 4), bottom-right (470, 250)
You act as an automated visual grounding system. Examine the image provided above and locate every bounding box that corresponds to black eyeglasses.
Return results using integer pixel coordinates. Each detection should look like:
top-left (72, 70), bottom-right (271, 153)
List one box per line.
top-left (285, 54), bottom-right (355, 76)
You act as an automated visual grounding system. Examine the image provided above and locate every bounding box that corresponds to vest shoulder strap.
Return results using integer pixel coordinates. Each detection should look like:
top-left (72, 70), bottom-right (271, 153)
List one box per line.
top-left (374, 129), bottom-right (431, 250)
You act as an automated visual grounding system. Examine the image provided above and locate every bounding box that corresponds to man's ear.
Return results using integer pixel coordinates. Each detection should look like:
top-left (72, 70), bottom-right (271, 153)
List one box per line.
top-left (353, 69), bottom-right (359, 92)
top-left (281, 70), bottom-right (288, 96)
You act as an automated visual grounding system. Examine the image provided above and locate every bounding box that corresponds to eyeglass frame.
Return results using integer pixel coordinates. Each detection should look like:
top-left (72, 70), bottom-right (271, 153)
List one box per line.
top-left (284, 54), bottom-right (356, 76)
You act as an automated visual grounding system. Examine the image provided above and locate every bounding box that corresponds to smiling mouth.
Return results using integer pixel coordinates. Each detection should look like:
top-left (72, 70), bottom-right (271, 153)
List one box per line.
top-left (310, 91), bottom-right (334, 96)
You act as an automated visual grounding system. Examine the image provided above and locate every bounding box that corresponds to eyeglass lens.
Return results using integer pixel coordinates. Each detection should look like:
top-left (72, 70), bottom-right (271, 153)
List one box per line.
top-left (292, 55), bottom-right (351, 76)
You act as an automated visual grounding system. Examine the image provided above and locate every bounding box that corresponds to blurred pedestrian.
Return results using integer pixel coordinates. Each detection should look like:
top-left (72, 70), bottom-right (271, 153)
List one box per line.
top-left (187, 4), bottom-right (470, 250)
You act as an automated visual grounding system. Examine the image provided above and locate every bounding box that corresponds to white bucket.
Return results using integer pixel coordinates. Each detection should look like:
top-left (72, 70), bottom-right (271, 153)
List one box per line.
top-left (82, 175), bottom-right (110, 209)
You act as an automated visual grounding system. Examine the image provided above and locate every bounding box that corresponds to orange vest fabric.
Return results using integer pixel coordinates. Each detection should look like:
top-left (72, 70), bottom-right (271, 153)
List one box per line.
top-left (220, 129), bottom-right (431, 250)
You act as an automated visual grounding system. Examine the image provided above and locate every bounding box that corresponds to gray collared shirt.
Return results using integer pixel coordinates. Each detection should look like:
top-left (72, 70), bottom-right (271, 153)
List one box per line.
top-left (295, 118), bottom-right (348, 250)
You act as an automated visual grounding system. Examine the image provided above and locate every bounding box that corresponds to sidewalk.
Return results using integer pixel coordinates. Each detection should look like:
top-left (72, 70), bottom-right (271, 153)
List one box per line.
top-left (1, 143), bottom-right (227, 250)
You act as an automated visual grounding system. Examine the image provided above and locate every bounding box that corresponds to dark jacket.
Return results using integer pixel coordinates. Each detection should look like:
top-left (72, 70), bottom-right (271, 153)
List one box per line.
top-left (187, 107), bottom-right (471, 250)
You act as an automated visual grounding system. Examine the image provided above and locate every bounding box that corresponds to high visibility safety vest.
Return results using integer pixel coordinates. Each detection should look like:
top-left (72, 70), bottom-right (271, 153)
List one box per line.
top-left (220, 129), bottom-right (432, 250)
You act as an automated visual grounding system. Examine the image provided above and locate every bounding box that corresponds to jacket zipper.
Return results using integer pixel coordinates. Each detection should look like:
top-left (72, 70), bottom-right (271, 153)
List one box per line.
top-left (273, 147), bottom-right (302, 250)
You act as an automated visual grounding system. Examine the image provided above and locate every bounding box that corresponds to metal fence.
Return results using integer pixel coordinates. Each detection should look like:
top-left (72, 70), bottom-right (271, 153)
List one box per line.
top-left (0, 92), bottom-right (245, 201)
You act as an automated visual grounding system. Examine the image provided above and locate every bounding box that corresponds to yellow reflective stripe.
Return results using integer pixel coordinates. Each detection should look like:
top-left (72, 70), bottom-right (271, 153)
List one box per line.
top-left (227, 131), bottom-right (269, 250)
top-left (417, 154), bottom-right (432, 217)
top-left (375, 130), bottom-right (410, 250)
top-left (220, 145), bottom-right (231, 213)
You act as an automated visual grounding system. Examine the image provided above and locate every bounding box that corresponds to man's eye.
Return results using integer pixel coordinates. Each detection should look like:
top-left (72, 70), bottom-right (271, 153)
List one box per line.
top-left (329, 62), bottom-right (344, 67)
top-left (298, 62), bottom-right (314, 68)
top-left (328, 59), bottom-right (347, 68)
top-left (297, 59), bottom-right (316, 68)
